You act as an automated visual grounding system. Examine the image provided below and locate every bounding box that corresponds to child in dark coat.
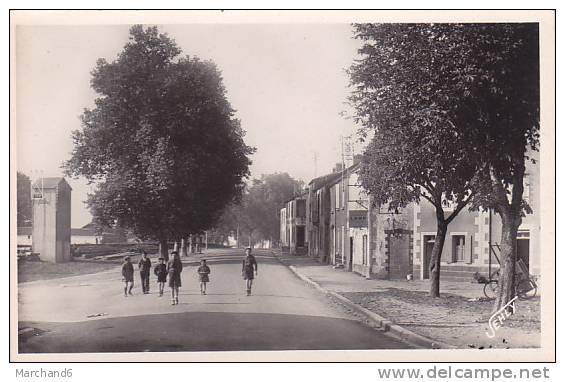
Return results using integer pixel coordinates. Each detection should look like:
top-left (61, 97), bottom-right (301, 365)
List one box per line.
top-left (153, 257), bottom-right (167, 297)
top-left (242, 248), bottom-right (258, 296)
top-left (197, 259), bottom-right (211, 295)
top-left (121, 256), bottom-right (134, 297)
top-left (167, 251), bottom-right (183, 305)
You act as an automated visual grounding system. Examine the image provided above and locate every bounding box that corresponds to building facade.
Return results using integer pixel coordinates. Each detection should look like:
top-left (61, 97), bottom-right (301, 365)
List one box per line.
top-left (345, 168), bottom-right (370, 274)
top-left (413, 156), bottom-right (540, 280)
top-left (325, 162), bottom-right (368, 271)
top-left (279, 207), bottom-right (289, 251)
top-left (281, 153), bottom-right (540, 282)
top-left (367, 202), bottom-right (414, 279)
top-left (285, 194), bottom-right (308, 254)
top-left (306, 172), bottom-right (341, 263)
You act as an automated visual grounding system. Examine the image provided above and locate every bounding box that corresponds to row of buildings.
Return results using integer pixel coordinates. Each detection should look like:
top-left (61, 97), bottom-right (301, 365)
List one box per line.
top-left (280, 155), bottom-right (540, 281)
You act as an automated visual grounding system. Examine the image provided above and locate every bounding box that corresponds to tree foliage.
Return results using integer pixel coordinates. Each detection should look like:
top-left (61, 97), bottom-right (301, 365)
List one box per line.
top-left (64, 25), bottom-right (254, 244)
top-left (17, 172), bottom-right (32, 227)
top-left (350, 24), bottom-right (481, 297)
top-left (215, 173), bottom-right (303, 246)
top-left (350, 23), bottom-right (539, 302)
top-left (454, 24), bottom-right (539, 310)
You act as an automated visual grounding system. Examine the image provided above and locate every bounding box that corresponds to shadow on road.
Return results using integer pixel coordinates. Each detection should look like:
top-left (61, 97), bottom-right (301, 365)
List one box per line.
top-left (176, 292), bottom-right (309, 299)
top-left (180, 256), bottom-right (279, 267)
top-left (19, 311), bottom-right (412, 353)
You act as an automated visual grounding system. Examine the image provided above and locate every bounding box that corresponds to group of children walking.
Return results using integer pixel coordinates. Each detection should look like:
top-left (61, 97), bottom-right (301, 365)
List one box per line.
top-left (120, 248), bottom-right (258, 305)
top-left (121, 250), bottom-right (210, 305)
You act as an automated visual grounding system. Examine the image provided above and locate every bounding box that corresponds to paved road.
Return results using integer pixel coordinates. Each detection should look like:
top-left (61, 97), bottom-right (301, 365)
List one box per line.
top-left (18, 250), bottom-right (411, 353)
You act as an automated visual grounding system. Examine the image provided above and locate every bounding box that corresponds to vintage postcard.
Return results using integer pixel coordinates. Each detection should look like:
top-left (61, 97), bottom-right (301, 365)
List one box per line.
top-left (9, 10), bottom-right (555, 362)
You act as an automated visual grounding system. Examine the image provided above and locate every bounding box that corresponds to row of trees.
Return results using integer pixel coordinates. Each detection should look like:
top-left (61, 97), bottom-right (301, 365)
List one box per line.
top-left (349, 23), bottom-right (539, 310)
top-left (214, 173), bottom-right (304, 248)
top-left (64, 26), bottom-right (254, 261)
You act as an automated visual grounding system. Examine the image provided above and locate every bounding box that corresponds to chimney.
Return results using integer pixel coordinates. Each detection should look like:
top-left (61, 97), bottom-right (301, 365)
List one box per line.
top-left (333, 163), bottom-right (343, 173)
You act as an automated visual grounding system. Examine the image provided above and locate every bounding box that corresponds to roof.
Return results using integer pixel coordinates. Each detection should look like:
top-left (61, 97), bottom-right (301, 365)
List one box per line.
top-left (283, 192), bottom-right (308, 205)
top-left (308, 162), bottom-right (361, 191)
top-left (32, 177), bottom-right (72, 190)
top-left (71, 228), bottom-right (100, 236)
top-left (18, 227), bottom-right (100, 236)
top-left (308, 171), bottom-right (342, 191)
top-left (81, 222), bottom-right (97, 229)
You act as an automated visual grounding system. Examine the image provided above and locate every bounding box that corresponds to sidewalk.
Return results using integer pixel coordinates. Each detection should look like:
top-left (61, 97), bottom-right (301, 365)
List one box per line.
top-left (277, 254), bottom-right (540, 349)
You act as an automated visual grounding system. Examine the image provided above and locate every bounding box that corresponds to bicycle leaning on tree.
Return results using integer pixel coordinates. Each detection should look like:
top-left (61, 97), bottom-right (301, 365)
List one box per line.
top-left (482, 257), bottom-right (538, 300)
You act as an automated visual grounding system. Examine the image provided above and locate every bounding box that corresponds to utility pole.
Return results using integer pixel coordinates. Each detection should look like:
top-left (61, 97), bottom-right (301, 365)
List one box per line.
top-left (313, 151), bottom-right (318, 178)
top-left (340, 135), bottom-right (355, 268)
top-left (341, 137), bottom-right (345, 266)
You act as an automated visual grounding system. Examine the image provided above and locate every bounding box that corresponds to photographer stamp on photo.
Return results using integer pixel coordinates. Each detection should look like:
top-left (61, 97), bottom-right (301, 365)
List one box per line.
top-left (16, 369), bottom-right (73, 379)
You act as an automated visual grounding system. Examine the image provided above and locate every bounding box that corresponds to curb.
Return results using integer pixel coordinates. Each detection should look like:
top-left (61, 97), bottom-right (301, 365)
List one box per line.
top-left (280, 259), bottom-right (455, 349)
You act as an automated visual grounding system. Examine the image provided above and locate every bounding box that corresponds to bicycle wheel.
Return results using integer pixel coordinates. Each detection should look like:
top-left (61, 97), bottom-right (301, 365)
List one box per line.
top-left (516, 278), bottom-right (537, 299)
top-left (484, 281), bottom-right (498, 299)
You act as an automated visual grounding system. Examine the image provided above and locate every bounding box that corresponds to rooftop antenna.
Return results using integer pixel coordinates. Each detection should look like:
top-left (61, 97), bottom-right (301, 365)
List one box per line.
top-left (313, 151), bottom-right (318, 178)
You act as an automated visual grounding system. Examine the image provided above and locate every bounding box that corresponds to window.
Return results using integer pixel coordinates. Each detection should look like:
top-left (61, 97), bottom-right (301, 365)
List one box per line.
top-left (335, 184), bottom-right (340, 209)
top-left (452, 235), bottom-right (466, 262)
top-left (296, 199), bottom-right (306, 218)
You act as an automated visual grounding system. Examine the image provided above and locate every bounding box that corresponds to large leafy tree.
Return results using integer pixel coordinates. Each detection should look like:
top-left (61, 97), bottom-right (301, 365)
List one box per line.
top-left (64, 25), bottom-right (254, 260)
top-left (457, 24), bottom-right (539, 310)
top-left (246, 173), bottom-right (304, 244)
top-left (360, 129), bottom-right (478, 298)
top-left (215, 173), bottom-right (303, 247)
top-left (214, 202), bottom-right (246, 247)
top-left (17, 172), bottom-right (32, 227)
top-left (350, 24), bottom-right (539, 306)
top-left (350, 24), bottom-right (480, 297)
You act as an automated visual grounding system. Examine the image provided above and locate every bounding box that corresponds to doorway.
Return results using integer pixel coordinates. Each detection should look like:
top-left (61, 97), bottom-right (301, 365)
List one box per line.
top-left (422, 235), bottom-right (435, 279)
top-left (296, 226), bottom-right (305, 248)
top-left (388, 230), bottom-right (412, 279)
top-left (451, 235), bottom-right (466, 262)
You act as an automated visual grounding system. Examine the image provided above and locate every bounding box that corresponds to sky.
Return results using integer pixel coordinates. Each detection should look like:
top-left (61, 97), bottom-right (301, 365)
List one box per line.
top-left (16, 24), bottom-right (363, 228)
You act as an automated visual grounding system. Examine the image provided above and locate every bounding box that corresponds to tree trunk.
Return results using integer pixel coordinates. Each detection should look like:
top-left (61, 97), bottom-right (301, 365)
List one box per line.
top-left (236, 225), bottom-right (240, 248)
top-left (180, 237), bottom-right (188, 257)
top-left (494, 210), bottom-right (521, 312)
top-left (429, 220), bottom-right (448, 298)
top-left (173, 241), bottom-right (178, 252)
top-left (159, 239), bottom-right (169, 262)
